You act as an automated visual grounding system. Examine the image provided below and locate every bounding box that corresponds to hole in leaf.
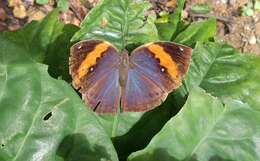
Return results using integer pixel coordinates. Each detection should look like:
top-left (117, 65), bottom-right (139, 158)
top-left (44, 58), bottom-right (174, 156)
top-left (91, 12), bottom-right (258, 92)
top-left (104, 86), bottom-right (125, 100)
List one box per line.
top-left (43, 112), bottom-right (53, 121)
top-left (1, 144), bottom-right (4, 147)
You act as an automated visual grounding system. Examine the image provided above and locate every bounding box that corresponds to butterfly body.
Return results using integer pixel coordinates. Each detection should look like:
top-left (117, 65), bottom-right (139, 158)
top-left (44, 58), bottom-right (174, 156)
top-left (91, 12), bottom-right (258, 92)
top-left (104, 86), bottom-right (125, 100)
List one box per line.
top-left (119, 51), bottom-right (129, 88)
top-left (69, 40), bottom-right (192, 114)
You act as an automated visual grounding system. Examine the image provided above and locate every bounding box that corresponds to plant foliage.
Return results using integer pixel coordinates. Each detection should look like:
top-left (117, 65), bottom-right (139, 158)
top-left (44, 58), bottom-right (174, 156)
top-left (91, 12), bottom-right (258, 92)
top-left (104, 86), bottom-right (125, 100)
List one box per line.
top-left (0, 0), bottom-right (260, 161)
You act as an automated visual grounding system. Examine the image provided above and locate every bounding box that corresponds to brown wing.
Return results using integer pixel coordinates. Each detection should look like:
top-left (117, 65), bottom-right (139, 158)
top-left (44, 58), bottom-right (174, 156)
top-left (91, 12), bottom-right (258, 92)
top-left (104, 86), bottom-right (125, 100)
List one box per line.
top-left (69, 40), bottom-right (121, 113)
top-left (121, 41), bottom-right (192, 112)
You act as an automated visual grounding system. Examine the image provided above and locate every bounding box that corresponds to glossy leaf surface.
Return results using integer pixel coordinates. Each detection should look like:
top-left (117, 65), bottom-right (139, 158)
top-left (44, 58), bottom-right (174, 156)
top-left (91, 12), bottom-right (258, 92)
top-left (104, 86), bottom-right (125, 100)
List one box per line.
top-left (129, 87), bottom-right (260, 161)
top-left (0, 13), bottom-right (118, 161)
top-left (185, 42), bottom-right (260, 110)
top-left (72, 0), bottom-right (159, 50)
top-left (156, 0), bottom-right (185, 41)
top-left (174, 18), bottom-right (216, 47)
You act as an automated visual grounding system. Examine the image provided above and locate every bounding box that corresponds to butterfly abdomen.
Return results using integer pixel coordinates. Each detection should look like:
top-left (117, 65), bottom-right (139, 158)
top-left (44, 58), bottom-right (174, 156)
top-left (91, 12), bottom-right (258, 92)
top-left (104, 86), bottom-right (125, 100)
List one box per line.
top-left (119, 51), bottom-right (129, 87)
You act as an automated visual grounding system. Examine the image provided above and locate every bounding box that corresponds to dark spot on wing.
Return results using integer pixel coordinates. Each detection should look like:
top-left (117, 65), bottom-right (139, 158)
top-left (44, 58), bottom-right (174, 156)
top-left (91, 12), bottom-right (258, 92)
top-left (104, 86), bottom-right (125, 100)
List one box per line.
top-left (94, 101), bottom-right (101, 112)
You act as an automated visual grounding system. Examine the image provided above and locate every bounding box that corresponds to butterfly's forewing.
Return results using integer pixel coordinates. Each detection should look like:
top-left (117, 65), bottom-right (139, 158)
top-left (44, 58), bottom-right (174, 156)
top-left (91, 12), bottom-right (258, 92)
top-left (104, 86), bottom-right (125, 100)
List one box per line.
top-left (69, 40), bottom-right (121, 113)
top-left (122, 42), bottom-right (192, 112)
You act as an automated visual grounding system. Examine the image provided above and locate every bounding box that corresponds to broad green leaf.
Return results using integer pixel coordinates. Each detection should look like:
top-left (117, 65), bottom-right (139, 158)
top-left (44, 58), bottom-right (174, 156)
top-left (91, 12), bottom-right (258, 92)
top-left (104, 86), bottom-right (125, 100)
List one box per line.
top-left (1, 10), bottom-right (79, 81)
top-left (72, 0), bottom-right (159, 50)
top-left (156, 0), bottom-right (185, 41)
top-left (129, 87), bottom-right (260, 161)
top-left (98, 113), bottom-right (143, 137)
top-left (174, 18), bottom-right (216, 47)
top-left (0, 15), bottom-right (118, 161)
top-left (185, 42), bottom-right (260, 111)
top-left (1, 10), bottom-right (54, 58)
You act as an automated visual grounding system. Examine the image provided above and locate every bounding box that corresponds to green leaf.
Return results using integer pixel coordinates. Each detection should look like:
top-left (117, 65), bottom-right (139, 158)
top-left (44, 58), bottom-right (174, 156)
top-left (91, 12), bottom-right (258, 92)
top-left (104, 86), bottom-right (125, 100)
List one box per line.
top-left (0, 10), bottom-right (79, 81)
top-left (185, 42), bottom-right (260, 111)
top-left (242, 2), bottom-right (254, 16)
top-left (36, 0), bottom-right (49, 5)
top-left (129, 87), bottom-right (260, 161)
top-left (174, 18), bottom-right (216, 47)
top-left (242, 7), bottom-right (254, 16)
top-left (57, 0), bottom-right (69, 11)
top-left (0, 13), bottom-right (118, 161)
top-left (191, 3), bottom-right (210, 14)
top-left (156, 0), bottom-right (185, 41)
top-left (98, 113), bottom-right (143, 137)
top-left (72, 0), bottom-right (159, 50)
top-left (255, 1), bottom-right (260, 10)
top-left (155, 11), bottom-right (169, 23)
top-left (155, 15), bottom-right (169, 24)
top-left (43, 23), bottom-right (79, 81)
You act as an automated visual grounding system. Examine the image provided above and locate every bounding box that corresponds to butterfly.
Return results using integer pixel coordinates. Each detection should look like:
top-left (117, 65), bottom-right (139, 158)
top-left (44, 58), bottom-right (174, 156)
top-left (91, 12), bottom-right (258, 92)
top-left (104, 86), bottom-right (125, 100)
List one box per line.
top-left (69, 40), bottom-right (192, 114)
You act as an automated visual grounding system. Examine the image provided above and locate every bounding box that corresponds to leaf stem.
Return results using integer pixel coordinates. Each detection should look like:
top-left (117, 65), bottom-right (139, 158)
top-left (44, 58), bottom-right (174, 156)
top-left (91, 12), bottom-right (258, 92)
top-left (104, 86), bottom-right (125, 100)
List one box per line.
top-left (111, 104), bottom-right (120, 137)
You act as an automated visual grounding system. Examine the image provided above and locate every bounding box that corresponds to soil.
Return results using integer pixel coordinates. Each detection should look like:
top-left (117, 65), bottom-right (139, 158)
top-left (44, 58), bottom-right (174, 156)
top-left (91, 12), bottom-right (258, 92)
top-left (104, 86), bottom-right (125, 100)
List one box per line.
top-left (184, 0), bottom-right (260, 54)
top-left (0, 0), bottom-right (259, 54)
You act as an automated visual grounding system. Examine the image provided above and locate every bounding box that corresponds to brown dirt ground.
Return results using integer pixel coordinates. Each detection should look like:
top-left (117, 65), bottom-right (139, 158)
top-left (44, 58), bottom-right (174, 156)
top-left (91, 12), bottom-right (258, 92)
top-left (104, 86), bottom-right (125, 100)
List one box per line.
top-left (185, 0), bottom-right (260, 54)
top-left (0, 0), bottom-right (259, 54)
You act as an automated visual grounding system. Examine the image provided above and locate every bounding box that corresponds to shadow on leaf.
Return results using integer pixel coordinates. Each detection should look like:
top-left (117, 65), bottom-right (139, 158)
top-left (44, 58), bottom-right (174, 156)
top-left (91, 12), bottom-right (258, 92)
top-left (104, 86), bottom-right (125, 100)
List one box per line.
top-left (56, 133), bottom-right (112, 161)
top-left (113, 86), bottom-right (189, 161)
top-left (44, 24), bottom-right (78, 82)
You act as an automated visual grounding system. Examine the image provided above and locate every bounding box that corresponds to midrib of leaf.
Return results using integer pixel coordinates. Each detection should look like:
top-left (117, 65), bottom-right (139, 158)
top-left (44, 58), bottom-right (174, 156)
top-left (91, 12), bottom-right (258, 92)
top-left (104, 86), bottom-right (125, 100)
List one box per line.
top-left (12, 94), bottom-right (70, 160)
top-left (12, 105), bottom-right (42, 161)
top-left (111, 107), bottom-right (120, 137)
top-left (190, 44), bottom-right (221, 88)
top-left (12, 69), bottom-right (43, 161)
top-left (186, 107), bottom-right (226, 160)
top-left (10, 64), bottom-right (67, 160)
top-left (0, 64), bottom-right (8, 103)
top-left (120, 2), bottom-right (129, 51)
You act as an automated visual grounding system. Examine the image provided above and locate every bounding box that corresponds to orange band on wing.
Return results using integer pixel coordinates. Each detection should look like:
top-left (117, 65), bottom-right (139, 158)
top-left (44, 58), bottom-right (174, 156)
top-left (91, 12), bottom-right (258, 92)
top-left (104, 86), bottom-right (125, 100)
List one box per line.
top-left (77, 42), bottom-right (109, 79)
top-left (147, 44), bottom-right (179, 78)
